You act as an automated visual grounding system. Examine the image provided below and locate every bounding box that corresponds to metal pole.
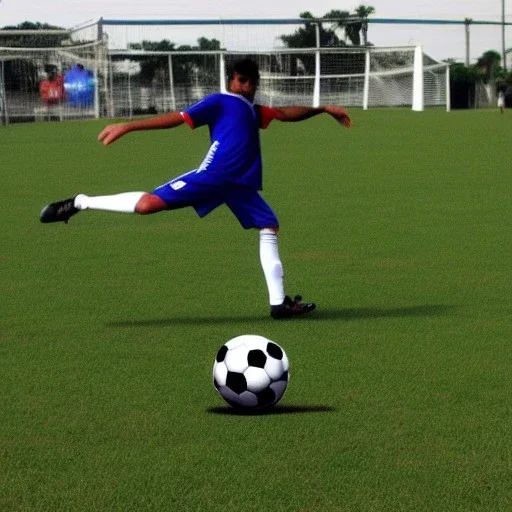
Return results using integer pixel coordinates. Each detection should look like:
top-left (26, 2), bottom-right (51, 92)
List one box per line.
top-left (464, 18), bottom-right (472, 67)
top-left (502, 0), bottom-right (507, 71)
top-left (97, 17), bottom-right (104, 42)
top-left (0, 59), bottom-right (8, 125)
top-left (94, 44), bottom-right (100, 118)
top-left (168, 54), bottom-right (176, 110)
top-left (313, 22), bottom-right (320, 107)
top-left (445, 64), bottom-right (451, 112)
top-left (220, 52), bottom-right (226, 93)
top-left (362, 48), bottom-right (370, 110)
top-left (127, 71), bottom-right (133, 119)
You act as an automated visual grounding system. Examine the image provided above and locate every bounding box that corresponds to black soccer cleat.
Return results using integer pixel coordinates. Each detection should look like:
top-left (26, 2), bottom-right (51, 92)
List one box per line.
top-left (40, 197), bottom-right (79, 224)
top-left (270, 295), bottom-right (316, 319)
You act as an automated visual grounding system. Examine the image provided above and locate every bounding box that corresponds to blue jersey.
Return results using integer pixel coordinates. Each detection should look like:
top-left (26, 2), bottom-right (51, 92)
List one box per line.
top-left (182, 93), bottom-right (275, 190)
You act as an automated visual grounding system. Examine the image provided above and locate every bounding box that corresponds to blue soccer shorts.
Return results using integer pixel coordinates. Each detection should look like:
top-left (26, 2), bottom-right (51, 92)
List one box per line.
top-left (152, 172), bottom-right (279, 229)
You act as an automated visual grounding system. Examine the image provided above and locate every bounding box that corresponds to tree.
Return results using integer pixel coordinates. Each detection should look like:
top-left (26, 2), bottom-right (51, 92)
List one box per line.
top-left (475, 50), bottom-right (502, 82)
top-left (0, 21), bottom-right (67, 47)
top-left (324, 10), bottom-right (361, 45)
top-left (126, 37), bottom-right (223, 86)
top-left (279, 8), bottom-right (375, 76)
top-left (324, 5), bottom-right (375, 46)
top-left (448, 49), bottom-right (511, 109)
top-left (355, 5), bottom-right (376, 46)
top-left (127, 39), bottom-right (176, 85)
top-left (280, 12), bottom-right (342, 48)
top-left (173, 37), bottom-right (223, 89)
top-left (281, 6), bottom-right (375, 49)
top-left (278, 12), bottom-right (346, 75)
top-left (449, 62), bottom-right (481, 109)
top-left (196, 37), bottom-right (222, 51)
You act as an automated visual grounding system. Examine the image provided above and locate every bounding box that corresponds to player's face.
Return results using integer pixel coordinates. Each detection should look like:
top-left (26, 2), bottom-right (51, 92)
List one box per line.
top-left (229, 72), bottom-right (258, 101)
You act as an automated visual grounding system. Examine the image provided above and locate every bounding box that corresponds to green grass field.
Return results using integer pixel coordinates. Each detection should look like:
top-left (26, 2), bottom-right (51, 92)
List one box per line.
top-left (1, 109), bottom-right (512, 511)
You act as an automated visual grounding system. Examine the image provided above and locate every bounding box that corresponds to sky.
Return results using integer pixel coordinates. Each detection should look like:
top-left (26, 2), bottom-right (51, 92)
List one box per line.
top-left (0, 0), bottom-right (510, 63)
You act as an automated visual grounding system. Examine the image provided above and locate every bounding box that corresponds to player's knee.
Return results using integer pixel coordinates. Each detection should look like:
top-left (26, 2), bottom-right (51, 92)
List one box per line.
top-left (135, 194), bottom-right (167, 215)
top-left (260, 227), bottom-right (279, 234)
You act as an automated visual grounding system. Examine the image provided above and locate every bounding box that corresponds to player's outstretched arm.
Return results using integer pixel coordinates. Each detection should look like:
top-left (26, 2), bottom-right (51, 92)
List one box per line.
top-left (98, 111), bottom-right (185, 146)
top-left (272, 105), bottom-right (351, 128)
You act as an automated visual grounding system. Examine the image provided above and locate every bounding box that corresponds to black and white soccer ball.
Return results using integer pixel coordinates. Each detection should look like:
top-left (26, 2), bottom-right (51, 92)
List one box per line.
top-left (213, 335), bottom-right (289, 410)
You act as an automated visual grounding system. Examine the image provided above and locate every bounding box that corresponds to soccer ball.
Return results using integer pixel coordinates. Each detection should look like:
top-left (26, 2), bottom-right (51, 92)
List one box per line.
top-left (213, 335), bottom-right (289, 410)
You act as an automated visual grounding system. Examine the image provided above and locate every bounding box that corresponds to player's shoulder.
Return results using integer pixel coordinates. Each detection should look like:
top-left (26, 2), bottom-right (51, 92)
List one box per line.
top-left (199, 92), bottom-right (243, 109)
top-left (198, 92), bottom-right (223, 105)
top-left (219, 92), bottom-right (255, 107)
top-left (255, 104), bottom-right (284, 129)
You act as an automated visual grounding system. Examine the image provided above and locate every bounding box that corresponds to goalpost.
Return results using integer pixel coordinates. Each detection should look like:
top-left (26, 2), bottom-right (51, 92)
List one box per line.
top-left (0, 19), bottom-right (450, 123)
top-left (362, 45), bottom-right (450, 111)
top-left (0, 37), bottom-right (108, 123)
top-left (106, 46), bottom-right (450, 117)
top-left (0, 59), bottom-right (7, 124)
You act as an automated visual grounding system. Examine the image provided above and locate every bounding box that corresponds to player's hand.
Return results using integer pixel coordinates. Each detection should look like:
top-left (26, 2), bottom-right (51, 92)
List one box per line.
top-left (325, 106), bottom-right (352, 128)
top-left (98, 123), bottom-right (129, 146)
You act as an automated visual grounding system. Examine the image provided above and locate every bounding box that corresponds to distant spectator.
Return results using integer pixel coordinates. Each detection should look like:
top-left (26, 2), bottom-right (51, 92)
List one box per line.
top-left (39, 70), bottom-right (64, 105)
top-left (64, 63), bottom-right (95, 108)
top-left (497, 90), bottom-right (505, 114)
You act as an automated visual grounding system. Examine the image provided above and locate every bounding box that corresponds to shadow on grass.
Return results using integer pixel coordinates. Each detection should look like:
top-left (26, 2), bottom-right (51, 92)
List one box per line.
top-left (317, 304), bottom-right (456, 321)
top-left (108, 315), bottom-right (269, 327)
top-left (107, 304), bottom-right (455, 328)
top-left (207, 405), bottom-right (335, 416)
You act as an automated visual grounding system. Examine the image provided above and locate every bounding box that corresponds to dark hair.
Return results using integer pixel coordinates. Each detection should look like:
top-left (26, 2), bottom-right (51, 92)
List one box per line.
top-left (228, 58), bottom-right (260, 84)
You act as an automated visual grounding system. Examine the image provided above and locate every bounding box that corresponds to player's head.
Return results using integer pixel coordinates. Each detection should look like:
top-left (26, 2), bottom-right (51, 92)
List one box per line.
top-left (227, 59), bottom-right (260, 101)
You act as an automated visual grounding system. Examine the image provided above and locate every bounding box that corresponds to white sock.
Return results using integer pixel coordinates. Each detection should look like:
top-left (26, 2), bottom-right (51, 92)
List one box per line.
top-left (259, 229), bottom-right (285, 306)
top-left (74, 192), bottom-right (145, 213)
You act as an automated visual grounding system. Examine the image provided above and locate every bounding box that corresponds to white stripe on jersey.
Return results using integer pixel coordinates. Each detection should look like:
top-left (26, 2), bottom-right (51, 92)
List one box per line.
top-left (197, 140), bottom-right (220, 173)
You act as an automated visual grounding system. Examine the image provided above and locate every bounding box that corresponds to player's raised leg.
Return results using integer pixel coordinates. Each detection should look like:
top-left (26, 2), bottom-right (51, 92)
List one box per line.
top-left (40, 192), bottom-right (167, 223)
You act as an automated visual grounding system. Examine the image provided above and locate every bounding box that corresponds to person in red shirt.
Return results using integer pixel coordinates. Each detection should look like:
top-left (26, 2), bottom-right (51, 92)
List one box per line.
top-left (39, 71), bottom-right (64, 105)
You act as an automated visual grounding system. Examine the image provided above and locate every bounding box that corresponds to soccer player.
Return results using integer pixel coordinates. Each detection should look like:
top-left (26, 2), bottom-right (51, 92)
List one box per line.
top-left (40, 58), bottom-right (351, 319)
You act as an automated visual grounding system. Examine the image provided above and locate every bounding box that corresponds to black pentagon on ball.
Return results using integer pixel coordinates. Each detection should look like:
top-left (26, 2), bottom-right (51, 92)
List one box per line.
top-left (256, 387), bottom-right (277, 408)
top-left (216, 345), bottom-right (228, 363)
top-left (277, 370), bottom-right (288, 382)
top-left (247, 349), bottom-right (267, 368)
top-left (226, 371), bottom-right (247, 394)
top-left (266, 342), bottom-right (283, 360)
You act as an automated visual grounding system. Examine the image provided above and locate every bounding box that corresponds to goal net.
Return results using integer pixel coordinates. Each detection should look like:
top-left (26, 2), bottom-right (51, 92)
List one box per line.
top-left (0, 36), bottom-right (107, 123)
top-left (0, 25), bottom-right (449, 123)
top-left (106, 46), bottom-right (449, 117)
top-left (365, 47), bottom-right (448, 109)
